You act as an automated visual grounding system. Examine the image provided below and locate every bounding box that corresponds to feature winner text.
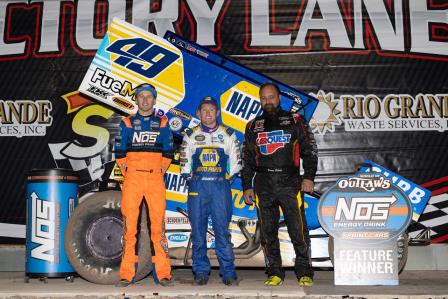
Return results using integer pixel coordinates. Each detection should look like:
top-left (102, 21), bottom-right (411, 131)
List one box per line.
top-left (338, 248), bottom-right (394, 274)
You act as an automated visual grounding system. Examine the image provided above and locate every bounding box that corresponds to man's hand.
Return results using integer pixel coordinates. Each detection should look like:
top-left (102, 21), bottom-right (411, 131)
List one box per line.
top-left (301, 179), bottom-right (314, 193)
top-left (243, 189), bottom-right (255, 205)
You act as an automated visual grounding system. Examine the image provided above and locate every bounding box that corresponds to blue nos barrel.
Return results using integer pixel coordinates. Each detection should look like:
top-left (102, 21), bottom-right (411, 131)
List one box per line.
top-left (25, 169), bottom-right (78, 277)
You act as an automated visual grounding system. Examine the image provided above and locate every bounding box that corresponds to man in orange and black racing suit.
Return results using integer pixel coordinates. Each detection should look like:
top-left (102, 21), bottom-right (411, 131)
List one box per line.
top-left (114, 83), bottom-right (174, 287)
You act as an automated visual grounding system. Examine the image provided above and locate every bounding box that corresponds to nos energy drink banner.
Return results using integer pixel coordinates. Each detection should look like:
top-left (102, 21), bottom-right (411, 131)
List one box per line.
top-left (25, 170), bottom-right (78, 276)
top-left (318, 172), bottom-right (413, 285)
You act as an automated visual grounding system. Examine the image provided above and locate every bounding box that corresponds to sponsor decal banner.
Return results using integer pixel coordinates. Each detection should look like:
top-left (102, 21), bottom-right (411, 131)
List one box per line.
top-left (256, 130), bottom-right (291, 155)
top-left (164, 31), bottom-right (319, 127)
top-left (0, 2), bottom-right (446, 257)
top-left (78, 18), bottom-right (185, 114)
top-left (29, 191), bottom-right (60, 263)
top-left (319, 174), bottom-right (412, 242)
top-left (25, 177), bottom-right (78, 273)
top-left (0, 100), bottom-right (52, 138)
top-left (165, 165), bottom-right (188, 203)
top-left (220, 81), bottom-right (262, 133)
top-left (310, 91), bottom-right (448, 135)
top-left (168, 116), bottom-right (183, 132)
top-left (359, 160), bottom-right (431, 222)
top-left (199, 149), bottom-right (220, 166)
top-left (318, 170), bottom-right (413, 285)
top-left (167, 233), bottom-right (189, 243)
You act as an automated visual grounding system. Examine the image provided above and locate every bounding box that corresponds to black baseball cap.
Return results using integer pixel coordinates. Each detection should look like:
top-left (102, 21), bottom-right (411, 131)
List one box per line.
top-left (197, 96), bottom-right (219, 111)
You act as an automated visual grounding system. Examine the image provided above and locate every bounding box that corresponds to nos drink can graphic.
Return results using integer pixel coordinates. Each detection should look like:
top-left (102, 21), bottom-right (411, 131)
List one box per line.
top-left (25, 169), bottom-right (78, 277)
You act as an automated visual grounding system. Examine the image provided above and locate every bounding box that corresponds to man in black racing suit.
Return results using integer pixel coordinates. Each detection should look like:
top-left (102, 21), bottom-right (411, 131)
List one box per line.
top-left (241, 82), bottom-right (318, 287)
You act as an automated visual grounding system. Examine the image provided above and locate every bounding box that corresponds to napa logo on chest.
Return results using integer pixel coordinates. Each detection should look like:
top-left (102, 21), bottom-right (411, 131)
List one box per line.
top-left (220, 81), bottom-right (262, 133)
top-left (256, 130), bottom-right (291, 155)
top-left (199, 149), bottom-right (220, 167)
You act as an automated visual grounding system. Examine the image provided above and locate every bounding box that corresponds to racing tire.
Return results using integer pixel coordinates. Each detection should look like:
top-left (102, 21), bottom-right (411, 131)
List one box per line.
top-left (396, 233), bottom-right (409, 274)
top-left (64, 191), bottom-right (152, 284)
top-left (328, 233), bottom-right (409, 274)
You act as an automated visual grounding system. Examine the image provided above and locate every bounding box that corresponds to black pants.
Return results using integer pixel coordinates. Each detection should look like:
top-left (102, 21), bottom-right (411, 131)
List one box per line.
top-left (254, 173), bottom-right (313, 279)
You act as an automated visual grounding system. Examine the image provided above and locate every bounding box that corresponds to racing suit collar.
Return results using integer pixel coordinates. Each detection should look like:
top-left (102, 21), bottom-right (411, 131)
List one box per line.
top-left (200, 123), bottom-right (219, 133)
top-left (136, 110), bottom-right (155, 120)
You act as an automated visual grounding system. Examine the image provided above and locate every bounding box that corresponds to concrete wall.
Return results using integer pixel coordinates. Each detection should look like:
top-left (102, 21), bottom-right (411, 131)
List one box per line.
top-left (405, 244), bottom-right (448, 270)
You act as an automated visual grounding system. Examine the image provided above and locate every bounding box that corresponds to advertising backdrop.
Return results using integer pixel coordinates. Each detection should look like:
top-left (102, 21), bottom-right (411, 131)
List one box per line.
top-left (0, 0), bottom-right (447, 245)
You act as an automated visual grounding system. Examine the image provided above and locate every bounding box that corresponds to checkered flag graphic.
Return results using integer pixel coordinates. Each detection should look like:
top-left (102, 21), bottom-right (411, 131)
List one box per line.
top-left (48, 142), bottom-right (107, 186)
top-left (409, 176), bottom-right (448, 243)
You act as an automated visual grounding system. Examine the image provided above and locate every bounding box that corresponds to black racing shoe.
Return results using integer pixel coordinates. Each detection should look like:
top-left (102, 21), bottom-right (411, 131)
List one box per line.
top-left (115, 279), bottom-right (132, 287)
top-left (159, 278), bottom-right (174, 287)
top-left (193, 276), bottom-right (208, 286)
top-left (222, 277), bottom-right (238, 286)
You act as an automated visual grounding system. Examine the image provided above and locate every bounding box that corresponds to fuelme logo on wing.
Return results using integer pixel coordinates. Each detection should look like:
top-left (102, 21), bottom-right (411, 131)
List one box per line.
top-left (256, 130), bottom-right (291, 155)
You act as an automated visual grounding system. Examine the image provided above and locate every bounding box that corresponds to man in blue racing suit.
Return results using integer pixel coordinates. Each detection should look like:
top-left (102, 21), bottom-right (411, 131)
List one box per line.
top-left (180, 96), bottom-right (242, 286)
